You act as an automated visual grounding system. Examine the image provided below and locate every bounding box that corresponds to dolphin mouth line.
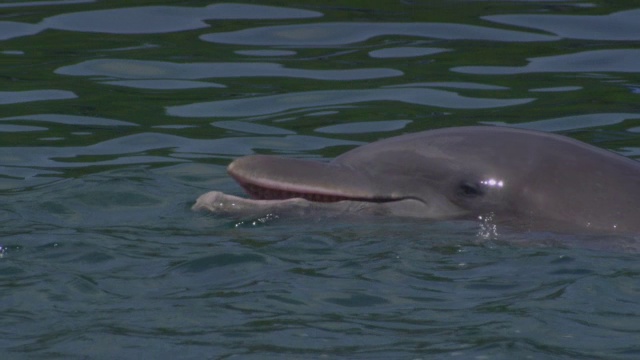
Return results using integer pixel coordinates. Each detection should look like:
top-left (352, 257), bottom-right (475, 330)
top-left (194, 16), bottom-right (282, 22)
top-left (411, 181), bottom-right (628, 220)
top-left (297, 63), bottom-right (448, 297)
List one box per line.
top-left (236, 180), bottom-right (397, 203)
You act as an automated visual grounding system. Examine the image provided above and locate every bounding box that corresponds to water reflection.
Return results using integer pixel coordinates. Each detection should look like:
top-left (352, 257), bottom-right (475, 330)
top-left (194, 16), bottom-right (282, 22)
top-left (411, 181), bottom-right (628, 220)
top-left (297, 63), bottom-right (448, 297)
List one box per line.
top-left (3, 1), bottom-right (640, 358)
top-left (167, 87), bottom-right (534, 118)
top-left (315, 120), bottom-right (411, 134)
top-left (484, 9), bottom-right (640, 40)
top-left (387, 82), bottom-right (508, 90)
top-left (41, 4), bottom-right (321, 34)
top-left (453, 49), bottom-right (640, 74)
top-left (368, 47), bottom-right (450, 58)
top-left (0, 90), bottom-right (76, 105)
top-left (0, 133), bottom-right (360, 169)
top-left (0, 124), bottom-right (47, 133)
top-left (1, 114), bottom-right (137, 127)
top-left (0, 21), bottom-right (44, 40)
top-left (0, 3), bottom-right (321, 40)
top-left (201, 22), bottom-right (558, 46)
top-left (235, 50), bottom-right (297, 57)
top-left (529, 86), bottom-right (582, 93)
top-left (212, 121), bottom-right (295, 135)
top-left (56, 59), bottom-right (401, 82)
top-left (102, 80), bottom-right (226, 90)
top-left (484, 113), bottom-right (640, 132)
top-left (0, 0), bottom-right (94, 8)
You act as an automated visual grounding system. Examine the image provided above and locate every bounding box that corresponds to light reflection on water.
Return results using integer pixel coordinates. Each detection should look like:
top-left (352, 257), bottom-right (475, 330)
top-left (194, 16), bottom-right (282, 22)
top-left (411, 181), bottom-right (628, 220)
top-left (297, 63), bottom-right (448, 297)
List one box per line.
top-left (166, 87), bottom-right (534, 117)
top-left (483, 9), bottom-right (640, 40)
top-left (0, 90), bottom-right (77, 105)
top-left (484, 113), bottom-right (640, 132)
top-left (200, 21), bottom-right (559, 45)
top-left (453, 49), bottom-right (640, 74)
top-left (1, 1), bottom-right (640, 358)
top-left (56, 58), bottom-right (403, 82)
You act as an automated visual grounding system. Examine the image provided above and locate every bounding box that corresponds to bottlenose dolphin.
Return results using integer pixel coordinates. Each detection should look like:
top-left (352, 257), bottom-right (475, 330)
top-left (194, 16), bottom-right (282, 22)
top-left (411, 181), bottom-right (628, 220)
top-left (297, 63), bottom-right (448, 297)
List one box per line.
top-left (193, 126), bottom-right (640, 234)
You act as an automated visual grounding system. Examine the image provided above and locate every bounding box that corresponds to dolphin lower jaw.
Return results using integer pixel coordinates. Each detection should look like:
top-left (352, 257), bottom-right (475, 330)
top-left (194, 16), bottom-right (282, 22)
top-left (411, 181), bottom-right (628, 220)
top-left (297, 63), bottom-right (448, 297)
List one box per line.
top-left (192, 190), bottom-right (452, 220)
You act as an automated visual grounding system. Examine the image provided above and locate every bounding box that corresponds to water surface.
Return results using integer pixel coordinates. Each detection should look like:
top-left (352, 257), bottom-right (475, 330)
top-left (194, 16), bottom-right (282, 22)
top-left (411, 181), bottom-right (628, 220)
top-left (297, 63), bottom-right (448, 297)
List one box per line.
top-left (1, 1), bottom-right (640, 358)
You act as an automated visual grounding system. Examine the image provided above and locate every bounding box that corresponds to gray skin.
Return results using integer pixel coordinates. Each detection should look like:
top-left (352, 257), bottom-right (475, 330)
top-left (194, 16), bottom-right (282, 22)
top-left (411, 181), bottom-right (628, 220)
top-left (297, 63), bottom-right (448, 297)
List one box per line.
top-left (193, 126), bottom-right (640, 234)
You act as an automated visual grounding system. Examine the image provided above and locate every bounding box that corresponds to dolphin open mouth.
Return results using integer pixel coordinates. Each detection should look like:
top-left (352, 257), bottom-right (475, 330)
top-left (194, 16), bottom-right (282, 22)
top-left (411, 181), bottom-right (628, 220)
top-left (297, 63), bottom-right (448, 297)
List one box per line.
top-left (227, 154), bottom-right (398, 203)
top-left (234, 181), bottom-right (361, 202)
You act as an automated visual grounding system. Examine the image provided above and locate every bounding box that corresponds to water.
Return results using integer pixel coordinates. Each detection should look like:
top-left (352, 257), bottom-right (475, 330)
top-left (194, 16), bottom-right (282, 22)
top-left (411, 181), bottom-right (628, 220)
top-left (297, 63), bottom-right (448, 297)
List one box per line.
top-left (1, 0), bottom-right (640, 358)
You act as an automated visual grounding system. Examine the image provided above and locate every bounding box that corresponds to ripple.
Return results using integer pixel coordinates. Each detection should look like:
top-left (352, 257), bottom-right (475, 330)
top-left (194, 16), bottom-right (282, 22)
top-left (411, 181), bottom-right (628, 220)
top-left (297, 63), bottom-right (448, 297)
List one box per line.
top-left (167, 87), bottom-right (534, 118)
top-left (0, 21), bottom-right (45, 40)
top-left (0, 90), bottom-right (77, 105)
top-left (483, 113), bottom-right (640, 132)
top-left (0, 0), bottom-right (94, 8)
top-left (0, 133), bottom-right (360, 170)
top-left (484, 9), bottom-right (640, 41)
top-left (101, 80), bottom-right (226, 90)
top-left (453, 49), bottom-right (640, 74)
top-left (529, 86), bottom-right (582, 93)
top-left (1, 50), bottom-right (24, 55)
top-left (0, 114), bottom-right (137, 127)
top-left (386, 82), bottom-right (508, 90)
top-left (41, 4), bottom-right (322, 34)
top-left (56, 59), bottom-right (401, 81)
top-left (172, 253), bottom-right (267, 273)
top-left (212, 121), bottom-right (295, 135)
top-left (235, 50), bottom-right (297, 57)
top-left (201, 22), bottom-right (558, 46)
top-left (0, 125), bottom-right (47, 132)
top-left (315, 120), bottom-right (412, 134)
top-left (368, 47), bottom-right (450, 58)
top-left (325, 293), bottom-right (389, 307)
top-left (0, 165), bottom-right (60, 179)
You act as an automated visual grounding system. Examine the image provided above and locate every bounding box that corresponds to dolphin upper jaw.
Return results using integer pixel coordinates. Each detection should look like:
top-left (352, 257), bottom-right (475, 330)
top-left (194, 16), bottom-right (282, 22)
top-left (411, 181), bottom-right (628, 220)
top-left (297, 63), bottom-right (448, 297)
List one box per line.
top-left (227, 154), bottom-right (408, 203)
top-left (194, 154), bottom-right (467, 219)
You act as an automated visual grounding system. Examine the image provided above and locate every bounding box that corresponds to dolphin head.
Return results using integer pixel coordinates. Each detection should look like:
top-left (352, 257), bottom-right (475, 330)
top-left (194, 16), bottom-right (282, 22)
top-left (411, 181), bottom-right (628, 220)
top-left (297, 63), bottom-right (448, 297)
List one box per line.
top-left (226, 127), bottom-right (551, 221)
top-left (196, 126), bottom-right (640, 233)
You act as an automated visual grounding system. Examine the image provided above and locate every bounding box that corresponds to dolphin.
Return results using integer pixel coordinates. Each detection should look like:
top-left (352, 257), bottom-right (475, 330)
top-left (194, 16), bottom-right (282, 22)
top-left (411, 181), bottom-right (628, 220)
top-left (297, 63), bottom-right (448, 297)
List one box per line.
top-left (193, 126), bottom-right (640, 234)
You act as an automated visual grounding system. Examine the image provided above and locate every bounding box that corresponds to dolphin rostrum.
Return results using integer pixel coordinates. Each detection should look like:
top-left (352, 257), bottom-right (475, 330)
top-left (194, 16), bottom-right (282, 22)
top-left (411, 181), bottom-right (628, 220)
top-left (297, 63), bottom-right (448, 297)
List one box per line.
top-left (193, 126), bottom-right (640, 234)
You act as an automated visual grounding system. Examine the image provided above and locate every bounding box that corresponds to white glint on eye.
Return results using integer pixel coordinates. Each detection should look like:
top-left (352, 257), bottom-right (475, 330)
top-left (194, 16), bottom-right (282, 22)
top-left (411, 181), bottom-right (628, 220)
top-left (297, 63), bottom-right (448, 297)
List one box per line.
top-left (481, 178), bottom-right (504, 188)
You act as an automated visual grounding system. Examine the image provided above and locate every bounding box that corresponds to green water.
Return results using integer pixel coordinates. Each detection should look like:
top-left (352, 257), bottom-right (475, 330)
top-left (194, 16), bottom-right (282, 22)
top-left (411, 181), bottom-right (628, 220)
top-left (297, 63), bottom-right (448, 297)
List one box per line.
top-left (1, 1), bottom-right (640, 358)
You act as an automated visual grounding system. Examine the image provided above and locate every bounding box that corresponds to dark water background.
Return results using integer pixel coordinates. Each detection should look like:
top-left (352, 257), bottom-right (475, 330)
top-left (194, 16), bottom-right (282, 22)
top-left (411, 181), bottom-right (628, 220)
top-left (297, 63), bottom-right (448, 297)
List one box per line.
top-left (2, 0), bottom-right (640, 358)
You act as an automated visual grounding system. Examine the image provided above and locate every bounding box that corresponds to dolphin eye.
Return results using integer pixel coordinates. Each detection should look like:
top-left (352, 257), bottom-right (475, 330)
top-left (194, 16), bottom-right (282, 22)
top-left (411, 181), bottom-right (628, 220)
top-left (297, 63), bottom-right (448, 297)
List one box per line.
top-left (458, 181), bottom-right (484, 198)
